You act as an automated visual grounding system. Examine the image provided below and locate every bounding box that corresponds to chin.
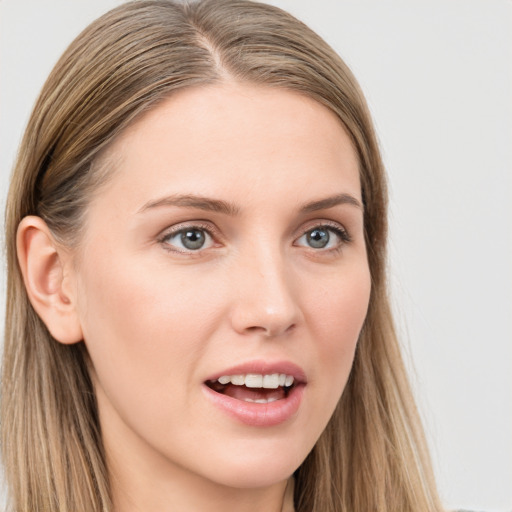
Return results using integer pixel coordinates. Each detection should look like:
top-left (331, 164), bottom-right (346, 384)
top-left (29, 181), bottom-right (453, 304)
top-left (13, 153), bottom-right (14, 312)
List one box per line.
top-left (205, 461), bottom-right (298, 490)
top-left (190, 437), bottom-right (308, 489)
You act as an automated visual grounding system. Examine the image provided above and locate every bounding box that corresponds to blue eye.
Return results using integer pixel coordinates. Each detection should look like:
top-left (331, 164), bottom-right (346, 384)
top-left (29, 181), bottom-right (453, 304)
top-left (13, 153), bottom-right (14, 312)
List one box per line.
top-left (296, 225), bottom-right (349, 250)
top-left (306, 228), bottom-right (330, 248)
top-left (162, 227), bottom-right (214, 252)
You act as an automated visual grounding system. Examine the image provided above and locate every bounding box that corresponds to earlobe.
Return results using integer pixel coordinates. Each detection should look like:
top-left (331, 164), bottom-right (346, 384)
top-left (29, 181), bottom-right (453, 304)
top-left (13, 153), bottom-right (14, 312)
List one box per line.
top-left (17, 216), bottom-right (83, 345)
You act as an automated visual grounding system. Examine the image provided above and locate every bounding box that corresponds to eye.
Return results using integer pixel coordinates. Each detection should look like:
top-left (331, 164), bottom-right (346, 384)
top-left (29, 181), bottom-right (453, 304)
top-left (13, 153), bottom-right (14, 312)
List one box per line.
top-left (160, 226), bottom-right (214, 252)
top-left (295, 225), bottom-right (350, 250)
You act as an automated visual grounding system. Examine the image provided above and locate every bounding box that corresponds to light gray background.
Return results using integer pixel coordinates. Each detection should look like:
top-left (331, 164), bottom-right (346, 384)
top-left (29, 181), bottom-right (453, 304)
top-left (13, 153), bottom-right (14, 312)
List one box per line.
top-left (1, 1), bottom-right (511, 511)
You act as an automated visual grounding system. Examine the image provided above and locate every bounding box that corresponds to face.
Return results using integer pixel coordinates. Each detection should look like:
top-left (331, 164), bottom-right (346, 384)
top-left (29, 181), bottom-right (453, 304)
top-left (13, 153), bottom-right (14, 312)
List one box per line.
top-left (73, 83), bottom-right (371, 491)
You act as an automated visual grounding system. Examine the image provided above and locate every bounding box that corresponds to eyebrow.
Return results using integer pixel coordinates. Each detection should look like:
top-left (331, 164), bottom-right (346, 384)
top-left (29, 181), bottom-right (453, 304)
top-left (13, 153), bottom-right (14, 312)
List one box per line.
top-left (138, 194), bottom-right (240, 216)
top-left (138, 192), bottom-right (362, 216)
top-left (300, 193), bottom-right (363, 213)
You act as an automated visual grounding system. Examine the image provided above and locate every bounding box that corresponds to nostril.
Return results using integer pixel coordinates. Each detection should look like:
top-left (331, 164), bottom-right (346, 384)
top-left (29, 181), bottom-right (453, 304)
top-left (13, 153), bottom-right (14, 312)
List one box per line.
top-left (246, 326), bottom-right (266, 334)
top-left (280, 323), bottom-right (296, 336)
top-left (245, 323), bottom-right (296, 337)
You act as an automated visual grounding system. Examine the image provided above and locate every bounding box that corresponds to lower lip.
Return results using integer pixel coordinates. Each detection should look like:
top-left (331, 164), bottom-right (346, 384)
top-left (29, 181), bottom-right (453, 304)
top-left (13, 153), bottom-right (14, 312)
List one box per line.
top-left (202, 384), bottom-right (305, 427)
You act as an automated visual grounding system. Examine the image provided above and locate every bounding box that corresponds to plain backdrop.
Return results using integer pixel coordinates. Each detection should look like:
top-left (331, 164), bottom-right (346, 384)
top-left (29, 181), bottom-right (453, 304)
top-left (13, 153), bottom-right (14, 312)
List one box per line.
top-left (1, 1), bottom-right (511, 511)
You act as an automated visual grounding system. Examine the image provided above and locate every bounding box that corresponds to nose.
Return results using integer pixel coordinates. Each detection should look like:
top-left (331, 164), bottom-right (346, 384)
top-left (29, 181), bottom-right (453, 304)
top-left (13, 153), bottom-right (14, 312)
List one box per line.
top-left (229, 248), bottom-right (301, 338)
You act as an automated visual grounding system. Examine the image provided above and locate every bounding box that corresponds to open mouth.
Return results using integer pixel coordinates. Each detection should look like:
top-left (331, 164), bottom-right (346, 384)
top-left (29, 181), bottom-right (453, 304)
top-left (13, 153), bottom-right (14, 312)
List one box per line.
top-left (205, 373), bottom-right (296, 403)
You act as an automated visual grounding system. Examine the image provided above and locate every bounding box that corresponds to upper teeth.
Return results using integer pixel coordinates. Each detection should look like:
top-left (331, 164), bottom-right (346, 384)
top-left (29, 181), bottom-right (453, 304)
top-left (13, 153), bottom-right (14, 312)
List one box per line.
top-left (216, 373), bottom-right (294, 389)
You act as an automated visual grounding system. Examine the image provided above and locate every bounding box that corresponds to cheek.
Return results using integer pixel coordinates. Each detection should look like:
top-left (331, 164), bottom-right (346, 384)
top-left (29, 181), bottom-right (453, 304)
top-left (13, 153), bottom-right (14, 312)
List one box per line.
top-left (75, 253), bottom-right (234, 464)
top-left (80, 250), bottom-right (217, 337)
top-left (307, 262), bottom-right (371, 394)
top-left (75, 252), bottom-right (222, 405)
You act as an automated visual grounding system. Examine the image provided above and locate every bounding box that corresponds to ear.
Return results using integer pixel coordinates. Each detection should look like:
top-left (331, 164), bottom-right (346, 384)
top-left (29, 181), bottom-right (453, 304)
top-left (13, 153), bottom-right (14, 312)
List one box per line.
top-left (16, 216), bottom-right (83, 344)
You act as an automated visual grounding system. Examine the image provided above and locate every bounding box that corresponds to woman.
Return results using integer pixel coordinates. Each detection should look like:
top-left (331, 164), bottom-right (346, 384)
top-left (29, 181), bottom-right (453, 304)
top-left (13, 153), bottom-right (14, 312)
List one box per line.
top-left (2, 1), bottom-right (445, 511)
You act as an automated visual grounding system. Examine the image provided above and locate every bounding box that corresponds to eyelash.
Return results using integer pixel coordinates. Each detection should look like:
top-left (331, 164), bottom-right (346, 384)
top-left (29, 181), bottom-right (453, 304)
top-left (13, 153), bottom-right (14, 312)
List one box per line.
top-left (297, 222), bottom-right (352, 249)
top-left (157, 222), bottom-right (218, 255)
top-left (157, 221), bottom-right (352, 255)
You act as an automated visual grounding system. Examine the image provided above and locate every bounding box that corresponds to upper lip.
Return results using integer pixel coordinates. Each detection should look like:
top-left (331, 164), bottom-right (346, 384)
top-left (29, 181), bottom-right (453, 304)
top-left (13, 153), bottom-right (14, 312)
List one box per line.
top-left (204, 360), bottom-right (307, 384)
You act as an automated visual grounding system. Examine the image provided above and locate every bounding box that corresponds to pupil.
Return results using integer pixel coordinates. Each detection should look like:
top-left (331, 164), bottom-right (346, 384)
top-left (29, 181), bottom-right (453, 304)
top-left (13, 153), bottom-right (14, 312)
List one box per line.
top-left (308, 228), bottom-right (329, 248)
top-left (181, 229), bottom-right (205, 250)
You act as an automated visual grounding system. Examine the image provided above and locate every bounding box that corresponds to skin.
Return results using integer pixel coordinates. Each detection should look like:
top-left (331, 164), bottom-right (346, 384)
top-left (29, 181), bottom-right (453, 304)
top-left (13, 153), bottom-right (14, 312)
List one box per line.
top-left (19, 83), bottom-right (371, 512)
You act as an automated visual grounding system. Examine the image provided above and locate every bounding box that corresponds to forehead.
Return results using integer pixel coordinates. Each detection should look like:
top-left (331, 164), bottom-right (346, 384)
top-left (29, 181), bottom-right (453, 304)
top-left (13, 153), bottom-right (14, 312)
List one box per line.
top-left (91, 82), bottom-right (361, 214)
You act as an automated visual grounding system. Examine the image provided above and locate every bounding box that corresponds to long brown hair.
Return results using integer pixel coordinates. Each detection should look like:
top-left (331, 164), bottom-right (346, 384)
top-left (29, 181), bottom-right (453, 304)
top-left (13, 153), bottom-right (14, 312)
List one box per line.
top-left (2, 1), bottom-right (443, 510)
